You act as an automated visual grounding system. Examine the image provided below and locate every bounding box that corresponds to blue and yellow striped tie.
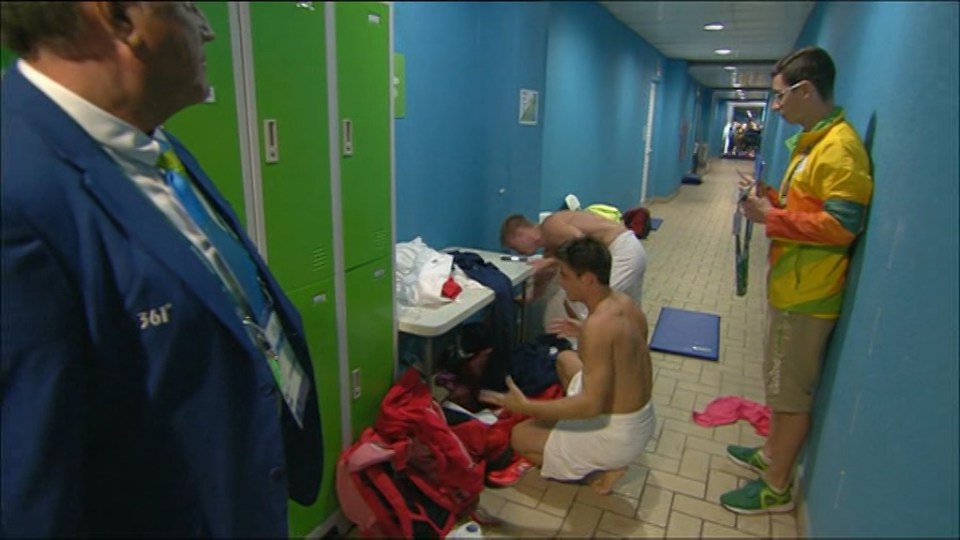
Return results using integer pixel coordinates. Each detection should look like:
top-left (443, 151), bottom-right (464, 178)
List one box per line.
top-left (157, 144), bottom-right (267, 319)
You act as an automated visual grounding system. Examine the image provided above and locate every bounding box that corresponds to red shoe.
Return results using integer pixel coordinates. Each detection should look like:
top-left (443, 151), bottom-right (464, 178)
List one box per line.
top-left (486, 455), bottom-right (534, 487)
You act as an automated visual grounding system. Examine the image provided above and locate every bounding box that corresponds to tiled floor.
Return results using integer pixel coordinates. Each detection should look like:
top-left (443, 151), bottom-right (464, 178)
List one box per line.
top-left (475, 159), bottom-right (801, 538)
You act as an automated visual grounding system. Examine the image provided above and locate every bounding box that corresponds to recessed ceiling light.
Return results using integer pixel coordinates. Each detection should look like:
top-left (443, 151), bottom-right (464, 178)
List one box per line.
top-left (703, 23), bottom-right (724, 31)
top-left (714, 48), bottom-right (733, 55)
top-left (723, 65), bottom-right (737, 71)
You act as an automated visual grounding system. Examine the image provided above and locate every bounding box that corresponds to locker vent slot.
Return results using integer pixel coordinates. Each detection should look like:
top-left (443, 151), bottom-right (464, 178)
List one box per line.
top-left (374, 229), bottom-right (389, 252)
top-left (311, 246), bottom-right (329, 273)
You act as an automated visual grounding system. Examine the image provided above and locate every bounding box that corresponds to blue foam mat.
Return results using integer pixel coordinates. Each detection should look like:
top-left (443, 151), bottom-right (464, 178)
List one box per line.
top-left (650, 217), bottom-right (663, 230)
top-left (649, 307), bottom-right (720, 361)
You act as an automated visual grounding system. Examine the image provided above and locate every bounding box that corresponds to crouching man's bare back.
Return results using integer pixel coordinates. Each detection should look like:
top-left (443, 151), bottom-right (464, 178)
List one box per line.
top-left (480, 237), bottom-right (656, 495)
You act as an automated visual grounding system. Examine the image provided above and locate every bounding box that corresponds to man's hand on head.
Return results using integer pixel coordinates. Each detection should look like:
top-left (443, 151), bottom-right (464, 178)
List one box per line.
top-left (528, 256), bottom-right (556, 274)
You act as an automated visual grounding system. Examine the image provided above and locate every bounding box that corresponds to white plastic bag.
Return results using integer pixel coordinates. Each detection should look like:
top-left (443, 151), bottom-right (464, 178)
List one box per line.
top-left (414, 250), bottom-right (454, 305)
top-left (395, 237), bottom-right (455, 307)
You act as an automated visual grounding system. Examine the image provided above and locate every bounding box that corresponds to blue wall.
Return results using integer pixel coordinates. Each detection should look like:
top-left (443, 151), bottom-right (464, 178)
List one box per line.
top-left (540, 2), bottom-right (650, 210)
top-left (758, 105), bottom-right (789, 188)
top-left (394, 2), bottom-right (549, 251)
top-left (395, 2), bottom-right (700, 252)
top-left (709, 98), bottom-right (727, 157)
top-left (541, 2), bottom-right (698, 209)
top-left (698, 89), bottom-right (713, 143)
top-left (650, 58), bottom-right (699, 195)
top-left (695, 88), bottom-right (715, 160)
top-left (757, 2), bottom-right (959, 537)
top-left (473, 3), bottom-right (552, 250)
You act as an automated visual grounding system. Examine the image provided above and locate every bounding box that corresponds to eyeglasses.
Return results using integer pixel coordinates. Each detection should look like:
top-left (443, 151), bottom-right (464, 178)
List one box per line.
top-left (772, 81), bottom-right (805, 103)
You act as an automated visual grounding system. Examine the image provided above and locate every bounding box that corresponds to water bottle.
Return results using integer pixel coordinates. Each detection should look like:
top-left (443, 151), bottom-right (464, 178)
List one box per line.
top-left (446, 520), bottom-right (483, 539)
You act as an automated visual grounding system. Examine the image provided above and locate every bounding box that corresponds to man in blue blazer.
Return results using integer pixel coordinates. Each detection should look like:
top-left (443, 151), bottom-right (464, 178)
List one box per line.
top-left (1, 3), bottom-right (322, 536)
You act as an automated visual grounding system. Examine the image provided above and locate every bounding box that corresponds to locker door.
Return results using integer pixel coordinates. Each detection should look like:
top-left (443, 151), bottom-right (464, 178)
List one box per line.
top-left (163, 2), bottom-right (247, 225)
top-left (335, 2), bottom-right (392, 271)
top-left (284, 279), bottom-right (341, 537)
top-left (245, 3), bottom-right (341, 533)
top-left (344, 256), bottom-right (394, 439)
top-left (250, 2), bottom-right (335, 291)
top-left (1, 45), bottom-right (18, 75)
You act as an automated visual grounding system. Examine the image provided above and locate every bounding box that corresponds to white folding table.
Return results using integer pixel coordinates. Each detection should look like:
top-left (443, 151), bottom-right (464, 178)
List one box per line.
top-left (397, 247), bottom-right (533, 397)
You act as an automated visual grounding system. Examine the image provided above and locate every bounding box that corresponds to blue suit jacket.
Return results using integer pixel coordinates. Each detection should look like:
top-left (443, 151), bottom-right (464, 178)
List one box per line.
top-left (1, 65), bottom-right (323, 537)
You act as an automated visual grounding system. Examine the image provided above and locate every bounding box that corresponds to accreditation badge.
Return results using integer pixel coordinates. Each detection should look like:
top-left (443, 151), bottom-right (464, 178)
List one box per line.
top-left (263, 311), bottom-right (310, 429)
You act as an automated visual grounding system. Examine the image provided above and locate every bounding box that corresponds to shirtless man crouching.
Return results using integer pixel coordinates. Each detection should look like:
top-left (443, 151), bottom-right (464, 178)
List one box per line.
top-left (480, 237), bottom-right (656, 495)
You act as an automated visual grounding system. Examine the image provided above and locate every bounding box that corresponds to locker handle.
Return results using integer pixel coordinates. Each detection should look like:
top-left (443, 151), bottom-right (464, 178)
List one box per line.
top-left (342, 118), bottom-right (353, 157)
top-left (351, 369), bottom-right (362, 399)
top-left (373, 268), bottom-right (385, 279)
top-left (264, 119), bottom-right (279, 163)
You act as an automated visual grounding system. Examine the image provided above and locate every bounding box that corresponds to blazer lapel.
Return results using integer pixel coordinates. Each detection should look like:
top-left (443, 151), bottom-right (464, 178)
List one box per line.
top-left (81, 161), bottom-right (262, 358)
top-left (5, 67), bottom-right (262, 360)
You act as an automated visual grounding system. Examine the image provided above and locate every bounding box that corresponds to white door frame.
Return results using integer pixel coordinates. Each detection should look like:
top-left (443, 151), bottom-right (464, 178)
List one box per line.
top-left (229, 3), bottom-right (268, 257)
top-left (640, 81), bottom-right (658, 205)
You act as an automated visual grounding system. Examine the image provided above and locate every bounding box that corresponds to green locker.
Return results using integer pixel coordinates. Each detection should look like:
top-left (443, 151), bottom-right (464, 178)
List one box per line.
top-left (156, 2), bottom-right (396, 533)
top-left (284, 279), bottom-right (341, 538)
top-left (250, 2), bottom-right (335, 291)
top-left (336, 2), bottom-right (392, 271)
top-left (1, 45), bottom-right (17, 75)
top-left (163, 2), bottom-right (247, 225)
top-left (244, 4), bottom-right (340, 534)
top-left (344, 256), bottom-right (395, 439)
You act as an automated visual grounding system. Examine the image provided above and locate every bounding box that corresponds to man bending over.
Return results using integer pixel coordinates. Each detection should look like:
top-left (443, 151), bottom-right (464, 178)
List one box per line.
top-left (501, 211), bottom-right (646, 310)
top-left (480, 237), bottom-right (656, 495)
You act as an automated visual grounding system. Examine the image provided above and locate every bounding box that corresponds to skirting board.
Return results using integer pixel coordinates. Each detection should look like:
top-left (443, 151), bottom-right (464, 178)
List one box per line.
top-left (306, 509), bottom-right (351, 539)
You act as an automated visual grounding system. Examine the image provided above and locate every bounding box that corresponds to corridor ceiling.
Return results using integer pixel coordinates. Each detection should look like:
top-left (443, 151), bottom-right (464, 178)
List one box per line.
top-left (599, 1), bottom-right (816, 101)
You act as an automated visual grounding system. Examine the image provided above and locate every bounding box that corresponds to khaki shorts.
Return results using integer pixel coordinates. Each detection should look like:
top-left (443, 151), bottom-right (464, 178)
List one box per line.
top-left (763, 305), bottom-right (837, 412)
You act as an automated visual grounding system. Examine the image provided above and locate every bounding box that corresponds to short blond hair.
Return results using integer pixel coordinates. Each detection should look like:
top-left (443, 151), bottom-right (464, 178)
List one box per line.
top-left (500, 214), bottom-right (533, 246)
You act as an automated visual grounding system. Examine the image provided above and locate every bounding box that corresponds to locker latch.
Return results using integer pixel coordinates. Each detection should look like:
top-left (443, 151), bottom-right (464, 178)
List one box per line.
top-left (342, 118), bottom-right (353, 157)
top-left (351, 368), bottom-right (362, 399)
top-left (264, 119), bottom-right (279, 163)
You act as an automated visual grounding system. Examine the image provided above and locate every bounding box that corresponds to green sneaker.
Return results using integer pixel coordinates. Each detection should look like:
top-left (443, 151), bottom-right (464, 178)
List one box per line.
top-left (720, 477), bottom-right (794, 514)
top-left (727, 445), bottom-right (769, 474)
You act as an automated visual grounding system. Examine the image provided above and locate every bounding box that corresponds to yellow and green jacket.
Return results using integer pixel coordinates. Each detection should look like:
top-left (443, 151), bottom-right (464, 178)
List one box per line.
top-left (763, 108), bottom-right (873, 319)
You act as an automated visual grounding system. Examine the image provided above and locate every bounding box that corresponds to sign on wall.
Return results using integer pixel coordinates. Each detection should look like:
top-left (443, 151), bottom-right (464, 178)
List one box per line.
top-left (519, 89), bottom-right (539, 125)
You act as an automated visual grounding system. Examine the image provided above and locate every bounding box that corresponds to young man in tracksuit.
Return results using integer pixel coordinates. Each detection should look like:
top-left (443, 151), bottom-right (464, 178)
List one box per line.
top-left (721, 46), bottom-right (873, 514)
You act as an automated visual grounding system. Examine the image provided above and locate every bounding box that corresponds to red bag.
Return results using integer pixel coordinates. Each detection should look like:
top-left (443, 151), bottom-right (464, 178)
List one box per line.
top-left (623, 206), bottom-right (653, 239)
top-left (337, 428), bottom-right (469, 538)
top-left (337, 369), bottom-right (484, 538)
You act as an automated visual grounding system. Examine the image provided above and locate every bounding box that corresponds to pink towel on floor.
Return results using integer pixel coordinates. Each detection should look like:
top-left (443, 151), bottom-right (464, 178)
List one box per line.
top-left (692, 395), bottom-right (771, 436)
